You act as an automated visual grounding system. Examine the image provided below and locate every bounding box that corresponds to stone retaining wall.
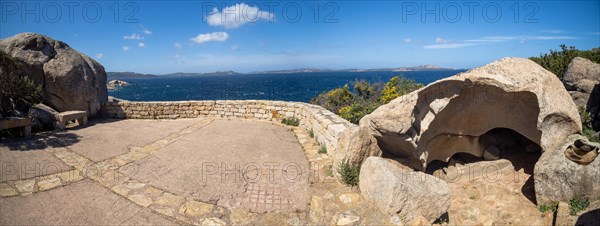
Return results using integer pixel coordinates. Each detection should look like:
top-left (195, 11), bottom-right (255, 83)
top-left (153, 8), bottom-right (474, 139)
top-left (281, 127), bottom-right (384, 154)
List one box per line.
top-left (101, 97), bottom-right (352, 155)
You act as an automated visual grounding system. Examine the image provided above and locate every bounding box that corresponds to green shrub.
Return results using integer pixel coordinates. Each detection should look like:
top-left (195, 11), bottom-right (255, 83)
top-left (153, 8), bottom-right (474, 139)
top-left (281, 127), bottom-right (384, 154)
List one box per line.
top-left (530, 45), bottom-right (600, 79)
top-left (308, 128), bottom-right (314, 138)
top-left (281, 117), bottom-right (299, 126)
top-left (336, 157), bottom-right (360, 186)
top-left (569, 198), bottom-right (590, 216)
top-left (579, 106), bottom-right (600, 142)
top-left (0, 51), bottom-right (42, 117)
top-left (310, 77), bottom-right (422, 124)
top-left (318, 144), bottom-right (327, 154)
top-left (338, 103), bottom-right (376, 124)
top-left (538, 203), bottom-right (558, 213)
top-left (381, 76), bottom-right (424, 104)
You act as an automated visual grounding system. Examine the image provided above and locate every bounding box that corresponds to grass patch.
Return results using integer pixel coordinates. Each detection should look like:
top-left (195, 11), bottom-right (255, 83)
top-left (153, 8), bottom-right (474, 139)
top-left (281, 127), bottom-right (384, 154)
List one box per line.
top-left (308, 129), bottom-right (314, 138)
top-left (336, 157), bottom-right (360, 187)
top-left (538, 203), bottom-right (558, 213)
top-left (318, 144), bottom-right (327, 154)
top-left (569, 198), bottom-right (590, 216)
top-left (579, 106), bottom-right (600, 142)
top-left (281, 117), bottom-right (300, 126)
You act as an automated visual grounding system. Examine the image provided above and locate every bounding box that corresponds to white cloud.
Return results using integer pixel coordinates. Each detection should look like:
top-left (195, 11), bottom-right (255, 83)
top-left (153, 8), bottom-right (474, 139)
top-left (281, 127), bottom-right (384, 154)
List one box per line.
top-left (143, 29), bottom-right (152, 35)
top-left (138, 42), bottom-right (146, 48)
top-left (190, 32), bottom-right (230, 44)
top-left (540, 29), bottom-right (565, 34)
top-left (424, 43), bottom-right (476, 49)
top-left (435, 37), bottom-right (452, 43)
top-left (174, 42), bottom-right (182, 49)
top-left (231, 45), bottom-right (240, 50)
top-left (206, 3), bottom-right (275, 29)
top-left (425, 35), bottom-right (577, 49)
top-left (95, 53), bottom-right (104, 59)
top-left (530, 36), bottom-right (576, 40)
top-left (122, 46), bottom-right (130, 51)
top-left (403, 38), bottom-right (412, 43)
top-left (481, 35), bottom-right (575, 41)
top-left (123, 33), bottom-right (143, 40)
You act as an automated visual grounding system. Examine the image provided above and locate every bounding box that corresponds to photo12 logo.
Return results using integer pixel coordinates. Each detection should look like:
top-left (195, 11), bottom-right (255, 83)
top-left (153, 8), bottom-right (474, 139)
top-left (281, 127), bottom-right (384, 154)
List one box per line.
top-left (401, 1), bottom-right (539, 23)
top-left (1, 1), bottom-right (140, 23)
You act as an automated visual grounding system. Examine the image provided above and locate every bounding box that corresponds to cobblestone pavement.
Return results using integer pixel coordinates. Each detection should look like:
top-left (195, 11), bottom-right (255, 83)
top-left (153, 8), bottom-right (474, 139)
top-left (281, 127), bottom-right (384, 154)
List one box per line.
top-left (0, 118), bottom-right (390, 225)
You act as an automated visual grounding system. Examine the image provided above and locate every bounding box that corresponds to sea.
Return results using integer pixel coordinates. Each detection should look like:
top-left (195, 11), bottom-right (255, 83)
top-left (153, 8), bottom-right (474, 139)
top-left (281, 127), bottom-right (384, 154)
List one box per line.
top-left (108, 70), bottom-right (466, 103)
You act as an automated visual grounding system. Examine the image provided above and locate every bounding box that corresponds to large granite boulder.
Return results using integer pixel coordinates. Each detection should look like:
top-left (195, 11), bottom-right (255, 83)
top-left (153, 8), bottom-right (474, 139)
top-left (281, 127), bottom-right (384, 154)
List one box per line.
top-left (535, 134), bottom-right (600, 205)
top-left (335, 57), bottom-right (581, 171)
top-left (563, 57), bottom-right (600, 94)
top-left (359, 157), bottom-right (451, 223)
top-left (28, 103), bottom-right (60, 130)
top-left (333, 125), bottom-right (380, 166)
top-left (0, 33), bottom-right (108, 116)
top-left (564, 57), bottom-right (600, 130)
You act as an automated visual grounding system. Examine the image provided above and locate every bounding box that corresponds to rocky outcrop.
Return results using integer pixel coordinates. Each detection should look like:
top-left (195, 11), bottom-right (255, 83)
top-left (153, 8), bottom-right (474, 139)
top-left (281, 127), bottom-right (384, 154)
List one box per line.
top-left (534, 134), bottom-right (600, 205)
top-left (563, 57), bottom-right (600, 130)
top-left (359, 157), bottom-right (450, 223)
top-left (333, 125), bottom-right (381, 167)
top-left (563, 57), bottom-right (600, 94)
top-left (0, 33), bottom-right (108, 116)
top-left (28, 103), bottom-right (59, 130)
top-left (107, 80), bottom-right (130, 90)
top-left (563, 57), bottom-right (600, 109)
top-left (335, 57), bottom-right (581, 171)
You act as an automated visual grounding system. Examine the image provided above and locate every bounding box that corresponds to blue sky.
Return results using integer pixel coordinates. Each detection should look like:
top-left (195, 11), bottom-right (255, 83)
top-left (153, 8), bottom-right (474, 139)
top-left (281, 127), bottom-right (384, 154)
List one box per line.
top-left (1, 1), bottom-right (599, 74)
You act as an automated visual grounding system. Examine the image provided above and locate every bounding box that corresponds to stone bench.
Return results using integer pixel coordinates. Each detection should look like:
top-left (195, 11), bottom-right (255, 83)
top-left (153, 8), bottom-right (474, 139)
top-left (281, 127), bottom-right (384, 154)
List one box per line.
top-left (55, 111), bottom-right (87, 130)
top-left (0, 117), bottom-right (32, 137)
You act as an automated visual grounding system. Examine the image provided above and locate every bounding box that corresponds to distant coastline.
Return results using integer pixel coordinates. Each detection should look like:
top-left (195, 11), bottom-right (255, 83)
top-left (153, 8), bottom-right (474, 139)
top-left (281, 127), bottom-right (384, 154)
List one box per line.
top-left (107, 64), bottom-right (461, 79)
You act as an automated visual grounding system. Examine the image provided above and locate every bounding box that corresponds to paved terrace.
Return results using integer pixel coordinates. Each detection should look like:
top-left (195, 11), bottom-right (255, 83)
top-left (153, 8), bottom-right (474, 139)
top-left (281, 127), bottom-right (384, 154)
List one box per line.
top-left (0, 118), bottom-right (388, 225)
top-left (0, 117), bottom-right (562, 225)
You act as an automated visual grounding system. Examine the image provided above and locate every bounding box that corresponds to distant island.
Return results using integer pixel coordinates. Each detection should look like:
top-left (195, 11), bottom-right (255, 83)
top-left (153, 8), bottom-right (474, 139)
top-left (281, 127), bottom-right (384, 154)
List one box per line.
top-left (107, 72), bottom-right (159, 79)
top-left (255, 64), bottom-right (457, 74)
top-left (108, 64), bottom-right (459, 79)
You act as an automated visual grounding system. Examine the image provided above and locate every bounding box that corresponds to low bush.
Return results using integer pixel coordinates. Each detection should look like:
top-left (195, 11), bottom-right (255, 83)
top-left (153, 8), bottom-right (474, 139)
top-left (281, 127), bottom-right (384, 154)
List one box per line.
top-left (569, 198), bottom-right (590, 216)
top-left (0, 51), bottom-right (42, 118)
top-left (336, 157), bottom-right (360, 187)
top-left (281, 117), bottom-right (300, 126)
top-left (318, 144), bottom-right (327, 154)
top-left (530, 45), bottom-right (600, 79)
top-left (310, 76), bottom-right (423, 124)
top-left (579, 106), bottom-right (599, 142)
top-left (308, 128), bottom-right (314, 138)
top-left (538, 203), bottom-right (558, 213)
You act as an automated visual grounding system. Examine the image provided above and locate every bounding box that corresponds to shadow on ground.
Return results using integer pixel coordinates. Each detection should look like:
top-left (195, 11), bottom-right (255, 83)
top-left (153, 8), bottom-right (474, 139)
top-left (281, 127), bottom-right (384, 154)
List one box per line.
top-left (0, 118), bottom-right (130, 151)
top-left (576, 208), bottom-right (600, 226)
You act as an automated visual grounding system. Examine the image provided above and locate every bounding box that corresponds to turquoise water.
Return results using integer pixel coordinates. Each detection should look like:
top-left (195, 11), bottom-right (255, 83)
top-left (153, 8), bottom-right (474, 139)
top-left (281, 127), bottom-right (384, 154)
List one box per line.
top-left (108, 70), bottom-right (465, 102)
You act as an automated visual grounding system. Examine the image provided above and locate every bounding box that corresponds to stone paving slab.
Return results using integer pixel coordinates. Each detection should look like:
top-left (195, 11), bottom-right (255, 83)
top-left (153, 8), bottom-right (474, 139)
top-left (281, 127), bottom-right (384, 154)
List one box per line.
top-left (65, 119), bottom-right (202, 162)
top-left (0, 179), bottom-right (177, 225)
top-left (0, 118), bottom-right (393, 225)
top-left (122, 119), bottom-right (311, 213)
top-left (0, 147), bottom-right (70, 182)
